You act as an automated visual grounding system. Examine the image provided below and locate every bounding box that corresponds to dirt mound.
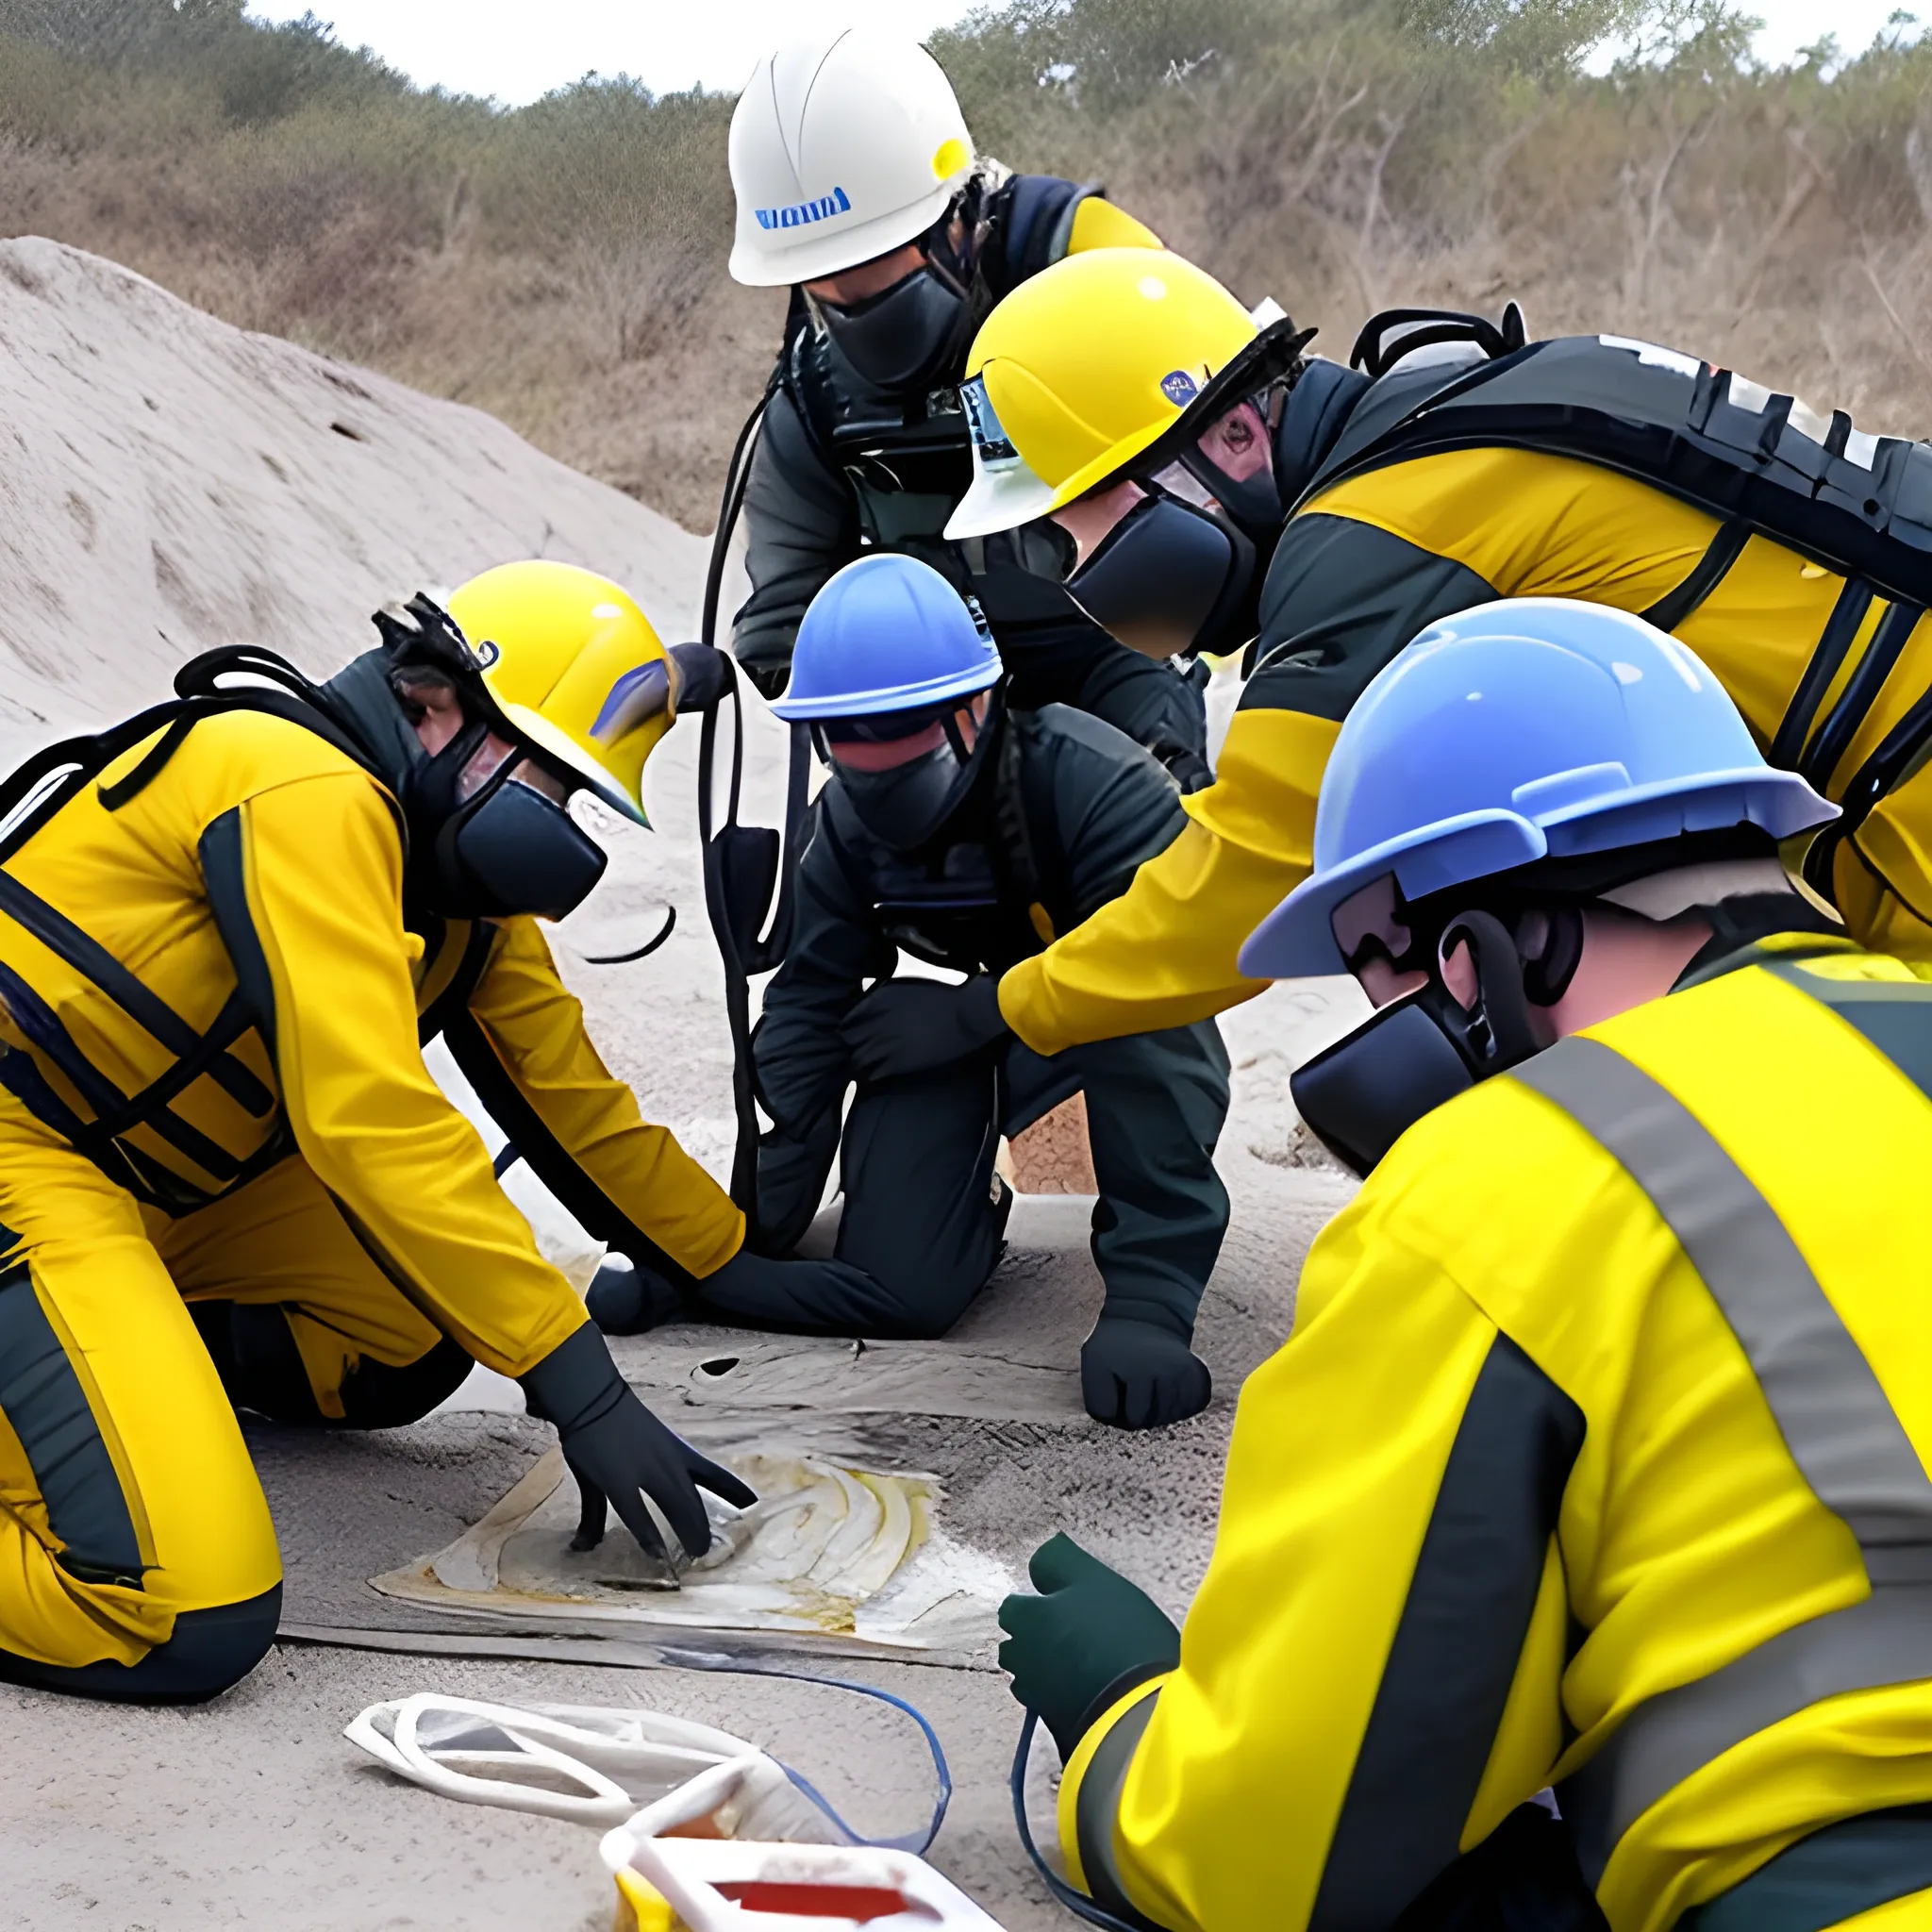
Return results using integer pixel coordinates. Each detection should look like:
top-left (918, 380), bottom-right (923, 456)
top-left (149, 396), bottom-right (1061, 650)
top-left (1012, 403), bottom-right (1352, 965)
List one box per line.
top-left (0, 235), bottom-right (704, 758)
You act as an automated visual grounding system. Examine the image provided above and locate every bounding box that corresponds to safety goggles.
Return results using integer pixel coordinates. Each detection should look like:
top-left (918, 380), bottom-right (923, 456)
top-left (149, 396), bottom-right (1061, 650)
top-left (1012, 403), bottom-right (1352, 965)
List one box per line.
top-left (814, 698), bottom-right (983, 777)
top-left (1118, 316), bottom-right (1315, 493)
top-left (1335, 873), bottom-right (1589, 1011)
top-left (817, 697), bottom-right (971, 748)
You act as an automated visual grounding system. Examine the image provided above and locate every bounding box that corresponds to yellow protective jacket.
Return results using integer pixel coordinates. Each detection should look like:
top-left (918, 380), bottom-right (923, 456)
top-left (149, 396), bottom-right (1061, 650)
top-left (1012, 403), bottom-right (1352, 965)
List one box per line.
top-left (1058, 937), bottom-right (1932, 1932)
top-left (998, 444), bottom-right (1932, 1056)
top-left (0, 705), bottom-right (742, 1378)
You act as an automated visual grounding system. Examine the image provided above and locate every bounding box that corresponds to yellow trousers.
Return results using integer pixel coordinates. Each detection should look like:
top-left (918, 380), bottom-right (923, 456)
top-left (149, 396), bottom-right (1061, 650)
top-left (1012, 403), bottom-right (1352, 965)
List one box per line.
top-left (0, 1108), bottom-right (466, 1702)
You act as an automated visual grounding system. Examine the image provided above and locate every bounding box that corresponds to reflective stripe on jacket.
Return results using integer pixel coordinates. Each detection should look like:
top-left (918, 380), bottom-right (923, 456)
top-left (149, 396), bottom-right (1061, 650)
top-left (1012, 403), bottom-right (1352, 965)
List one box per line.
top-left (1058, 938), bottom-right (1932, 1932)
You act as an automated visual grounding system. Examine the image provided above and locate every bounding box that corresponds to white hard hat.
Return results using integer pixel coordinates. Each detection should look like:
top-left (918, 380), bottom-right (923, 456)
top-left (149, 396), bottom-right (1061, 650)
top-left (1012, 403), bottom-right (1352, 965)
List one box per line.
top-left (728, 28), bottom-right (975, 289)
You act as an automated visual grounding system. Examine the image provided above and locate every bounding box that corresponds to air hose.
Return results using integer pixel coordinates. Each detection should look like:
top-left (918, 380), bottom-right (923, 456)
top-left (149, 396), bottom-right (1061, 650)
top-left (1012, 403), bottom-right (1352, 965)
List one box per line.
top-left (658, 1647), bottom-right (952, 1855)
top-left (1009, 1709), bottom-right (1148, 1932)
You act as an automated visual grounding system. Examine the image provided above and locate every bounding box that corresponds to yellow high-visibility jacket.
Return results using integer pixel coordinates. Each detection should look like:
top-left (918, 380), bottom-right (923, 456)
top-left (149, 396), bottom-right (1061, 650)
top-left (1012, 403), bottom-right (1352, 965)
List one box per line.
top-left (998, 447), bottom-right (1932, 1055)
top-left (1058, 936), bottom-right (1932, 1932)
top-left (0, 707), bottom-right (742, 1378)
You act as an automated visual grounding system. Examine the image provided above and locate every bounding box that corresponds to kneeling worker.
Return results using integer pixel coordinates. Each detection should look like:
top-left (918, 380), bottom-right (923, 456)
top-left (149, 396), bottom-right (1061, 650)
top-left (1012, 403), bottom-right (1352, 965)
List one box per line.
top-left (1002, 601), bottom-right (1932, 1927)
top-left (719, 553), bottom-right (1230, 1429)
top-left (0, 558), bottom-right (853, 1704)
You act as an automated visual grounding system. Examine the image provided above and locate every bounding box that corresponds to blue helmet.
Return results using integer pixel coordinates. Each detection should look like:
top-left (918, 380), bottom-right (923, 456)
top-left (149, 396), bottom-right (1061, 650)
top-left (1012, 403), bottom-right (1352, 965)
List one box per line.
top-left (772, 553), bottom-right (1003, 722)
top-left (1241, 597), bottom-right (1837, 979)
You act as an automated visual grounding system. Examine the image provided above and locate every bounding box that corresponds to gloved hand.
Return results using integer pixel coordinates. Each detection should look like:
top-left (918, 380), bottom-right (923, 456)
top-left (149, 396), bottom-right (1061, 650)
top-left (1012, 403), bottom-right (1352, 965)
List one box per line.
top-left (669, 641), bottom-right (732, 715)
top-left (519, 1323), bottom-right (755, 1558)
top-left (999, 1534), bottom-right (1181, 1759)
top-left (585, 1257), bottom-right (690, 1336)
top-left (841, 974), bottom-right (1010, 1084)
top-left (1082, 1315), bottom-right (1211, 1430)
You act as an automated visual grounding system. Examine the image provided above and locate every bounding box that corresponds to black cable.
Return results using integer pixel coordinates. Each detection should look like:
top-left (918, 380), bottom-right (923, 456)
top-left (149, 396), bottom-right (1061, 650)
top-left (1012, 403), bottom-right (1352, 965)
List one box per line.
top-left (577, 905), bottom-right (677, 965)
top-left (1009, 1710), bottom-right (1150, 1932)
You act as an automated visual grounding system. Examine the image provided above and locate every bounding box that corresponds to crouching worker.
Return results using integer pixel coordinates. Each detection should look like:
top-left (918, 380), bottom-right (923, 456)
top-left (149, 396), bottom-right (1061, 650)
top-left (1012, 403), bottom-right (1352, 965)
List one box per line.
top-left (0, 558), bottom-right (769, 1706)
top-left (738, 554), bottom-right (1229, 1429)
top-left (1002, 601), bottom-right (1932, 1928)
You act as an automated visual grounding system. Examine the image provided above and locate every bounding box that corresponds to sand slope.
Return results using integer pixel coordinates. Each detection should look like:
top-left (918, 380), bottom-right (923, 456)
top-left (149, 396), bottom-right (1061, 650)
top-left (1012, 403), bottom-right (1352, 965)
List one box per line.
top-left (0, 236), bottom-right (704, 755)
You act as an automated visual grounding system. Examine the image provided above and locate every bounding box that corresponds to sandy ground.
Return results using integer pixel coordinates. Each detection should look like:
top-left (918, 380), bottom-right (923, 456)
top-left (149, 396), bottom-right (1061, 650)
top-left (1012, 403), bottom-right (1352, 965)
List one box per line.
top-left (0, 240), bottom-right (1371, 1930)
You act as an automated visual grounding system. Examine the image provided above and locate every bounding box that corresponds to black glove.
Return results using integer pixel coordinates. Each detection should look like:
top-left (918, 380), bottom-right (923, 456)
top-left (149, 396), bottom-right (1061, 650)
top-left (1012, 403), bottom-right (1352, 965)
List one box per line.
top-left (840, 975), bottom-right (1010, 1084)
top-left (1081, 1315), bottom-right (1211, 1430)
top-left (669, 642), bottom-right (732, 715)
top-left (998, 1534), bottom-right (1181, 1759)
top-left (585, 1257), bottom-right (688, 1336)
top-left (519, 1323), bottom-right (755, 1558)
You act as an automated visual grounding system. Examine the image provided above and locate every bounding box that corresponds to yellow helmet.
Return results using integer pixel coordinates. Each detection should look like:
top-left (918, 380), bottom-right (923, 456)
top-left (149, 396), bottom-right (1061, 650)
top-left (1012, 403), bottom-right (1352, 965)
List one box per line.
top-left (943, 249), bottom-right (1307, 541)
top-left (443, 560), bottom-right (675, 827)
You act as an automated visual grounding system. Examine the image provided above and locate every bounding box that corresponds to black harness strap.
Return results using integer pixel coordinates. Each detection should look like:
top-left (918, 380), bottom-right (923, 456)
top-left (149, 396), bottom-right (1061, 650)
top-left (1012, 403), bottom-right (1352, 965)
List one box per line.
top-left (0, 646), bottom-right (396, 1215)
top-left (0, 958), bottom-right (152, 1129)
top-left (1638, 520), bottom-right (1751, 632)
top-left (1771, 577), bottom-right (1876, 770)
top-left (1297, 337), bottom-right (1932, 610)
top-left (988, 715), bottom-right (1057, 948)
top-left (1805, 664), bottom-right (1932, 905)
top-left (415, 919), bottom-right (500, 1047)
top-left (0, 956), bottom-right (252, 1191)
top-left (0, 993), bottom-right (220, 1216)
top-left (121, 989), bottom-right (269, 1124)
top-left (0, 701), bottom-right (192, 867)
top-left (1800, 600), bottom-right (1924, 793)
top-left (95, 714), bottom-right (200, 812)
top-left (0, 870), bottom-right (273, 1116)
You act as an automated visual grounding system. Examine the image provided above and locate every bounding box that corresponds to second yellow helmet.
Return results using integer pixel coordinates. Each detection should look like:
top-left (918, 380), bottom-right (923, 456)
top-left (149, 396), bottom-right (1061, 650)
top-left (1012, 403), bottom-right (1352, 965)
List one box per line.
top-left (444, 560), bottom-right (676, 826)
top-left (945, 248), bottom-right (1270, 541)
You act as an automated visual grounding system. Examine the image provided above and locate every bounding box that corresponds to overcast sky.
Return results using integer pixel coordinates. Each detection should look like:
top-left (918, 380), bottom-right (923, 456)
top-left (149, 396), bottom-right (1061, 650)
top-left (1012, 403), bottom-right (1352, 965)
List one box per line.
top-left (245, 1), bottom-right (1920, 105)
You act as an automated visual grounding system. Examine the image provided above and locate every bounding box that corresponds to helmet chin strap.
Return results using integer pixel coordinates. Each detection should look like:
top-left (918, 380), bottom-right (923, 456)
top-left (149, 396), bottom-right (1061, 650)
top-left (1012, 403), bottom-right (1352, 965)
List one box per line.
top-left (1290, 908), bottom-right (1551, 1177)
top-left (1435, 910), bottom-right (1544, 1073)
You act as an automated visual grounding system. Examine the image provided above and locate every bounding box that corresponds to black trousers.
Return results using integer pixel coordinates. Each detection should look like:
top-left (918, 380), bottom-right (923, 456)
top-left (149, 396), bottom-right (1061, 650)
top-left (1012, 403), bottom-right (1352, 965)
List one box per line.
top-left (738, 1023), bottom-right (1230, 1341)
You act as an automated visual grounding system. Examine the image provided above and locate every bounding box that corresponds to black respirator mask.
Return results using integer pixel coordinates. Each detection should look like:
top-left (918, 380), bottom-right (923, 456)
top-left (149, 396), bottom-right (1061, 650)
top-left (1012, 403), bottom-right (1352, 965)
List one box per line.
top-left (405, 726), bottom-right (608, 922)
top-left (375, 596), bottom-right (609, 923)
top-left (817, 259), bottom-right (968, 392)
top-left (1058, 487), bottom-right (1257, 661)
top-left (815, 691), bottom-right (1002, 854)
top-left (1291, 907), bottom-right (1583, 1177)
